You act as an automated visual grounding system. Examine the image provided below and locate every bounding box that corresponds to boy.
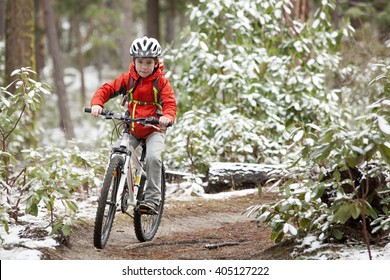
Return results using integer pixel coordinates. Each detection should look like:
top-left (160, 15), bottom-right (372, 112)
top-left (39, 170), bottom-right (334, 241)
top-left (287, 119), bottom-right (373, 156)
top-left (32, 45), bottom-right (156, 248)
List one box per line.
top-left (90, 36), bottom-right (176, 213)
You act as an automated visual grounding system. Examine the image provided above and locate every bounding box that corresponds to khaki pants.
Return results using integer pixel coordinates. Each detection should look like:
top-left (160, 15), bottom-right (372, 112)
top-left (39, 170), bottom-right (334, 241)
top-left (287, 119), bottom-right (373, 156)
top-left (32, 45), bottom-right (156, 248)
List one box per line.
top-left (129, 132), bottom-right (165, 206)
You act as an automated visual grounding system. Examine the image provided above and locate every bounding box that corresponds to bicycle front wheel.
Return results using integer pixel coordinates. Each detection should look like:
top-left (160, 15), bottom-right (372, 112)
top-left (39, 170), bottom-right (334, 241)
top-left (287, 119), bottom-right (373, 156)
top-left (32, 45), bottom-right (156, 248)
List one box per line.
top-left (93, 156), bottom-right (124, 249)
top-left (133, 164), bottom-right (166, 242)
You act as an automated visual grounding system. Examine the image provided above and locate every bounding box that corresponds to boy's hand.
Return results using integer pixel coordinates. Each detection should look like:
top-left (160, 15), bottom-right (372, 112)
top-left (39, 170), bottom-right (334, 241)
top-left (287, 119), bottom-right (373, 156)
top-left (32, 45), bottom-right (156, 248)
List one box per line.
top-left (91, 105), bottom-right (103, 117)
top-left (159, 116), bottom-right (172, 127)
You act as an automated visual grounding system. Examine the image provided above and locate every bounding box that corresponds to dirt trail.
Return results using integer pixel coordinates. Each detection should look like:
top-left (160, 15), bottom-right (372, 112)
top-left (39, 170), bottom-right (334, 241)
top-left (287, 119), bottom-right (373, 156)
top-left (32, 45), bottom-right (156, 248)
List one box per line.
top-left (41, 191), bottom-right (287, 260)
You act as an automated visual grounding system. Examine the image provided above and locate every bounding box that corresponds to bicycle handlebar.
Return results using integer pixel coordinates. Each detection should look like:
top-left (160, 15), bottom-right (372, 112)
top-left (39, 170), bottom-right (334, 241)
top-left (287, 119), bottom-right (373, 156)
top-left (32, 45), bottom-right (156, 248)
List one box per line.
top-left (84, 107), bottom-right (110, 115)
top-left (84, 107), bottom-right (166, 126)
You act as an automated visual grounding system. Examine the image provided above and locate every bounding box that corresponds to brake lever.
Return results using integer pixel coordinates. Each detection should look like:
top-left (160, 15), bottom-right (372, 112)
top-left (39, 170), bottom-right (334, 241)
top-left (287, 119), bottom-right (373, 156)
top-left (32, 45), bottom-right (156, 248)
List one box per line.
top-left (145, 124), bottom-right (161, 130)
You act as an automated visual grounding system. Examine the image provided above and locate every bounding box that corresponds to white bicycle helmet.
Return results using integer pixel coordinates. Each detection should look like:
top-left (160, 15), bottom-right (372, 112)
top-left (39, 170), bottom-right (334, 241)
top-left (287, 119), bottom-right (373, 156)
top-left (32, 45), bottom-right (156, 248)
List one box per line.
top-left (130, 36), bottom-right (162, 58)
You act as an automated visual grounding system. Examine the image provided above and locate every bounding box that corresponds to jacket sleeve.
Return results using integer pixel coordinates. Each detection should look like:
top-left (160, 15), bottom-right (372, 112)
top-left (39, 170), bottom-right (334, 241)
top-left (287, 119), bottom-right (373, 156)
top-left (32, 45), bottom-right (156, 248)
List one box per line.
top-left (159, 77), bottom-right (177, 123)
top-left (90, 73), bottom-right (129, 108)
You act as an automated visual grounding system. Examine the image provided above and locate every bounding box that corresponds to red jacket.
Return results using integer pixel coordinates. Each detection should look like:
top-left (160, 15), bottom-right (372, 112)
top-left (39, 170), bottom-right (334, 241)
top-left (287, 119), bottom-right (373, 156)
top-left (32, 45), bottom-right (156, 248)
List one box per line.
top-left (91, 61), bottom-right (176, 139)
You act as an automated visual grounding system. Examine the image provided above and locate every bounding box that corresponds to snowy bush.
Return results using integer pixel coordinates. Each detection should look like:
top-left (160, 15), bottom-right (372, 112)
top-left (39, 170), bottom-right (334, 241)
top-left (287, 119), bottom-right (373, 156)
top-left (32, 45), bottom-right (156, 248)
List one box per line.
top-left (1, 68), bottom-right (51, 234)
top-left (21, 143), bottom-right (105, 237)
top-left (248, 64), bottom-right (390, 242)
top-left (0, 68), bottom-right (103, 241)
top-left (165, 0), bottom-right (349, 173)
top-left (165, 108), bottom-right (213, 174)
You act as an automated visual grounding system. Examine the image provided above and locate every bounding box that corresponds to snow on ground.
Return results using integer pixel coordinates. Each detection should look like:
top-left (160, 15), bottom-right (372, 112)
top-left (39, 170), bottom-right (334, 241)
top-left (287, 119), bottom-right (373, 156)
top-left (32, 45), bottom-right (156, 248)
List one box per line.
top-left (1, 181), bottom-right (390, 260)
top-left (0, 210), bottom-right (59, 260)
top-left (313, 243), bottom-right (390, 260)
top-left (0, 183), bottom-right (258, 260)
top-left (293, 234), bottom-right (390, 260)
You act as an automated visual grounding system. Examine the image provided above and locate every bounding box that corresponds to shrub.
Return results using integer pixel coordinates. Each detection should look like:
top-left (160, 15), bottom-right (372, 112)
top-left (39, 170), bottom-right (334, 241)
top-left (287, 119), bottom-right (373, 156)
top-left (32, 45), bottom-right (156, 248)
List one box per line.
top-left (247, 64), bottom-right (390, 244)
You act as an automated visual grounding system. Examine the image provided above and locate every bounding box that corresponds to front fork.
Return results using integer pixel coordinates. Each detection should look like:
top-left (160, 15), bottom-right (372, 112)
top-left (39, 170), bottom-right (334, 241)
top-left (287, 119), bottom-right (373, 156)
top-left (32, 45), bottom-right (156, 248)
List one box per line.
top-left (110, 154), bottom-right (134, 209)
top-left (112, 142), bottom-right (147, 210)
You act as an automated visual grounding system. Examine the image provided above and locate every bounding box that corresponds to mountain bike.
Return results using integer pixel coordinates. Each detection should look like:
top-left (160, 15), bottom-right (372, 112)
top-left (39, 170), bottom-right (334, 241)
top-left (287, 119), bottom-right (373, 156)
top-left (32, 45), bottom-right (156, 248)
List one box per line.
top-left (84, 107), bottom-right (167, 249)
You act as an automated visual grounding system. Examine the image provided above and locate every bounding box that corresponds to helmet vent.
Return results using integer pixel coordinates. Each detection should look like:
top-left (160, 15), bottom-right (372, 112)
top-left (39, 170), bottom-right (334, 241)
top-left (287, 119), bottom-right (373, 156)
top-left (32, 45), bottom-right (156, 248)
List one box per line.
top-left (130, 36), bottom-right (162, 58)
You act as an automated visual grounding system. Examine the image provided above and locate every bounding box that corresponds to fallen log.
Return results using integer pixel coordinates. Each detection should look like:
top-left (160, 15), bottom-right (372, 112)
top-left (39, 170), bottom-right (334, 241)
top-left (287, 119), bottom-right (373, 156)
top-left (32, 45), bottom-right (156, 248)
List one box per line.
top-left (204, 162), bottom-right (283, 193)
top-left (165, 170), bottom-right (193, 184)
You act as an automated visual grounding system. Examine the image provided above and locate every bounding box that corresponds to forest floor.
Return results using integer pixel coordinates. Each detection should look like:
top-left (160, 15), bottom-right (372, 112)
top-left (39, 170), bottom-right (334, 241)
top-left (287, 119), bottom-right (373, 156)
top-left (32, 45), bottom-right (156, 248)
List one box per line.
top-left (40, 190), bottom-right (295, 260)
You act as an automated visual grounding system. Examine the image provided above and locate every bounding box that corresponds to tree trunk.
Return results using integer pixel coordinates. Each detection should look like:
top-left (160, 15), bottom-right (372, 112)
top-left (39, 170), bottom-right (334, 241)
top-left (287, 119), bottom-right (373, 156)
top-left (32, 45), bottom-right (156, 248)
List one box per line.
top-left (332, 0), bottom-right (341, 29)
top-left (165, 0), bottom-right (176, 44)
top-left (0, 0), bottom-right (5, 40)
top-left (5, 0), bottom-right (35, 85)
top-left (179, 13), bottom-right (188, 30)
top-left (5, 0), bottom-right (37, 147)
top-left (34, 0), bottom-right (45, 77)
top-left (97, 46), bottom-right (103, 83)
top-left (293, 0), bottom-right (309, 22)
top-left (74, 18), bottom-right (86, 107)
top-left (205, 162), bottom-right (281, 193)
top-left (121, 0), bottom-right (133, 70)
top-left (146, 0), bottom-right (160, 41)
top-left (43, 0), bottom-right (75, 140)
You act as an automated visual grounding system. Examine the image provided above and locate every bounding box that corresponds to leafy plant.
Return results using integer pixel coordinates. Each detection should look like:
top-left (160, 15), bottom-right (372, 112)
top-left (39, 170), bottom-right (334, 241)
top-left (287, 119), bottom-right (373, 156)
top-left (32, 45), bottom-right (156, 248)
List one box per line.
top-left (0, 68), bottom-right (106, 242)
top-left (21, 143), bottom-right (104, 239)
top-left (165, 108), bottom-right (213, 174)
top-left (247, 64), bottom-right (390, 258)
top-left (1, 67), bottom-right (51, 232)
top-left (165, 0), bottom-right (350, 173)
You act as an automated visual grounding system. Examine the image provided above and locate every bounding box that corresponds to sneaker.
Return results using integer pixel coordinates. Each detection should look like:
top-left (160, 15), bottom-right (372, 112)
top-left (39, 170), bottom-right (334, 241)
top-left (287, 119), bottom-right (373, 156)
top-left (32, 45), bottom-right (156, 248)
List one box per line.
top-left (139, 202), bottom-right (158, 215)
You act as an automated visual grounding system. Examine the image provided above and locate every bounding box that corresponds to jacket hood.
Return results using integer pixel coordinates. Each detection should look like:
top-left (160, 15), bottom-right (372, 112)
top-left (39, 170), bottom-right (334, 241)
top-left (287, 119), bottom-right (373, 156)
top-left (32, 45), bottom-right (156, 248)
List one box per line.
top-left (129, 61), bottom-right (165, 81)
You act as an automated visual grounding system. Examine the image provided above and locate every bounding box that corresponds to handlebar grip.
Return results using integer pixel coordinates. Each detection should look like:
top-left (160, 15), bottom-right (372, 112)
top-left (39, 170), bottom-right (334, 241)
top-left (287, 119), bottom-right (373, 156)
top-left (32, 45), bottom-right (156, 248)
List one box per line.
top-left (84, 107), bottom-right (110, 116)
top-left (152, 118), bottom-right (173, 127)
top-left (155, 117), bottom-right (173, 127)
top-left (146, 117), bottom-right (160, 125)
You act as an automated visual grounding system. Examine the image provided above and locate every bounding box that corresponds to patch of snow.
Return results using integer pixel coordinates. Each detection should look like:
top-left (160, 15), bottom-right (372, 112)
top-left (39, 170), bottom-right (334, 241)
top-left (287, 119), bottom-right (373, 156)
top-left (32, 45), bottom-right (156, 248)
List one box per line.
top-left (311, 244), bottom-right (390, 260)
top-left (293, 234), bottom-right (390, 260)
top-left (0, 247), bottom-right (42, 260)
top-left (0, 224), bottom-right (57, 260)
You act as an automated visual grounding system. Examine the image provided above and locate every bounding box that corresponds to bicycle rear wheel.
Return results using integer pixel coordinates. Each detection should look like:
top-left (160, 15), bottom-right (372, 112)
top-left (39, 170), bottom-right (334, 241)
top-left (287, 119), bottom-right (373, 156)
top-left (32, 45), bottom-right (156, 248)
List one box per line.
top-left (133, 164), bottom-right (166, 242)
top-left (93, 156), bottom-right (124, 249)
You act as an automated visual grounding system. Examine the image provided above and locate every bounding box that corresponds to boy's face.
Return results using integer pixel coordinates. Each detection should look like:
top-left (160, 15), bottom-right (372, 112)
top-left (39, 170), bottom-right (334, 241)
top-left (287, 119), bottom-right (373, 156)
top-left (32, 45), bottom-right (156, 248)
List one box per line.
top-left (134, 58), bottom-right (157, 78)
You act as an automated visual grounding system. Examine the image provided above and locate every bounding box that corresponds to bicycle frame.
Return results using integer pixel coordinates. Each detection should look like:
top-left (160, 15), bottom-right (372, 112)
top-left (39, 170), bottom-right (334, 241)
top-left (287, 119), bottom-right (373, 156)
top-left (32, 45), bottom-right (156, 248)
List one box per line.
top-left (111, 129), bottom-right (147, 210)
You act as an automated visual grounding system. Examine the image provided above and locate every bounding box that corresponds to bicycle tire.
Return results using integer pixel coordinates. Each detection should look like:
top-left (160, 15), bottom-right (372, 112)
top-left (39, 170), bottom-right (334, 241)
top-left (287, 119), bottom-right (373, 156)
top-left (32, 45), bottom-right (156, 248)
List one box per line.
top-left (93, 156), bottom-right (124, 249)
top-left (133, 164), bottom-right (166, 242)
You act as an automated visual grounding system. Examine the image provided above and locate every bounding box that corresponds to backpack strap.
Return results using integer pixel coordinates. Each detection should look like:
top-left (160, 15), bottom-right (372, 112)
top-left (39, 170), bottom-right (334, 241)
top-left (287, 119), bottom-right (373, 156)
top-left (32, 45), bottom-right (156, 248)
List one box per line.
top-left (121, 77), bottom-right (139, 106)
top-left (127, 77), bottom-right (163, 131)
top-left (153, 77), bottom-right (163, 117)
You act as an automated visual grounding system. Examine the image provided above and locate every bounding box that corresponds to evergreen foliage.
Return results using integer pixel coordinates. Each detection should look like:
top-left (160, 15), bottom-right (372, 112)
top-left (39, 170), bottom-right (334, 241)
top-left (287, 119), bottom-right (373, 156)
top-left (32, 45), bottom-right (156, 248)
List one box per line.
top-left (0, 68), bottom-right (104, 241)
top-left (165, 0), bottom-right (350, 173)
top-left (164, 0), bottom-right (390, 244)
top-left (247, 65), bottom-right (390, 243)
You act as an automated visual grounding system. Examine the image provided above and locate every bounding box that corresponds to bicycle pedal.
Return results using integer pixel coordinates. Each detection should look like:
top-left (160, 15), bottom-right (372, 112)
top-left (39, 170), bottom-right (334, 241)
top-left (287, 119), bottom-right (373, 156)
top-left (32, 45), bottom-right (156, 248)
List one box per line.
top-left (138, 206), bottom-right (158, 215)
top-left (145, 210), bottom-right (158, 215)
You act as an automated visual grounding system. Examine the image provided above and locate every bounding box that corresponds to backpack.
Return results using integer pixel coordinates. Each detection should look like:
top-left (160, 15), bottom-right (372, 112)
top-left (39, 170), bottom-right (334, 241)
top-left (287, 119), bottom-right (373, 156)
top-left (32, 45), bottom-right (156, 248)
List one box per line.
top-left (121, 77), bottom-right (162, 131)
